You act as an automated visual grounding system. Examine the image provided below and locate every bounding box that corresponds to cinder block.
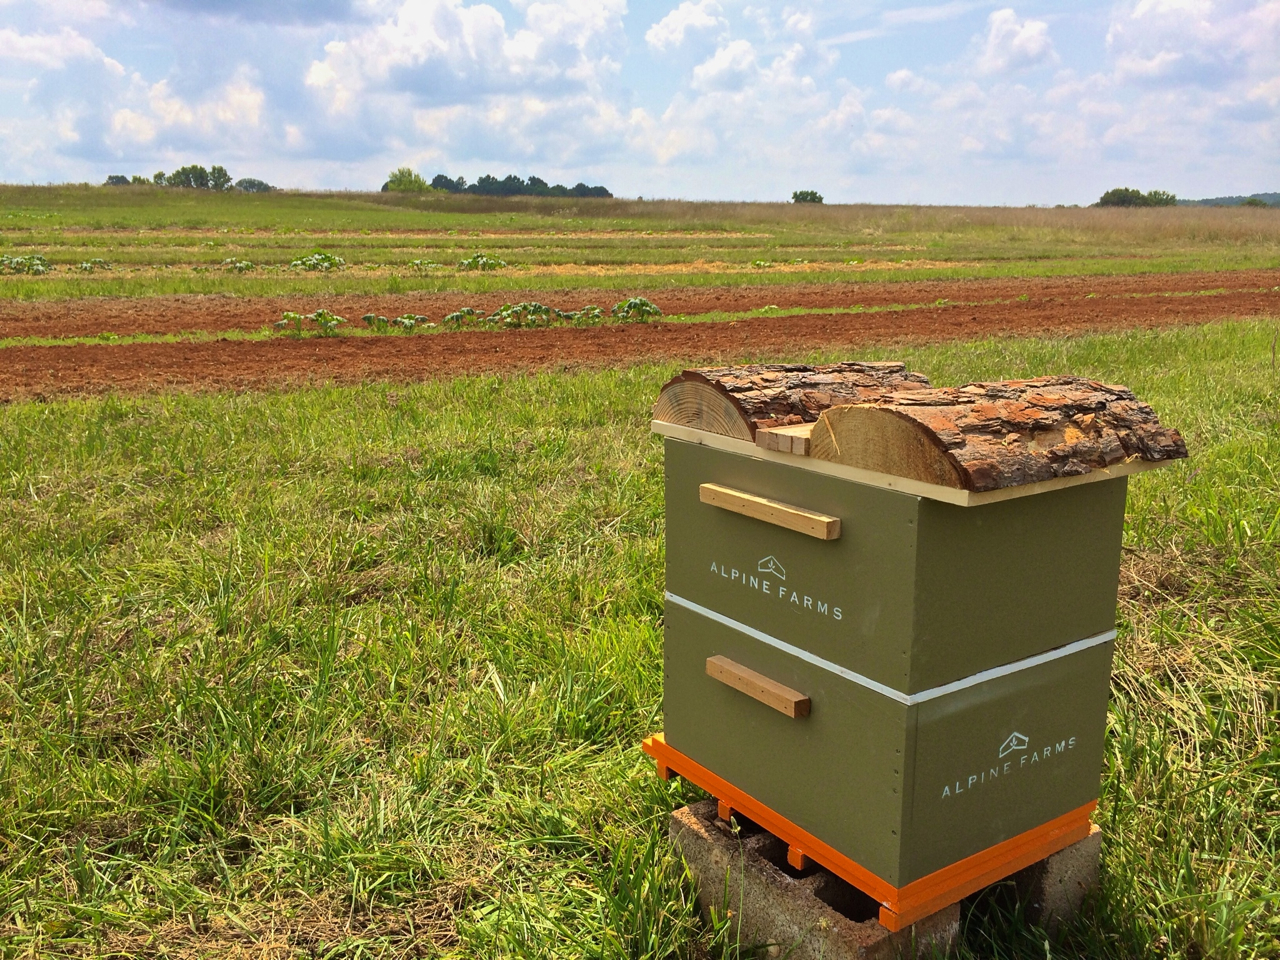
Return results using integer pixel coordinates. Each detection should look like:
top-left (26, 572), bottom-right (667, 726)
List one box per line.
top-left (1012, 823), bottom-right (1102, 933)
top-left (671, 801), bottom-right (959, 959)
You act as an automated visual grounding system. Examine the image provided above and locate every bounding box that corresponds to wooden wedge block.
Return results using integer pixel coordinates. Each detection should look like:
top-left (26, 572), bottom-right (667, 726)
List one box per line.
top-left (755, 422), bottom-right (814, 456)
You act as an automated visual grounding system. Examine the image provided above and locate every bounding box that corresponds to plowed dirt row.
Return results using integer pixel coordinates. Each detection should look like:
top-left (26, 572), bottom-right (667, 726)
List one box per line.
top-left (3, 286), bottom-right (1276, 402)
top-left (1, 268), bottom-right (1277, 340)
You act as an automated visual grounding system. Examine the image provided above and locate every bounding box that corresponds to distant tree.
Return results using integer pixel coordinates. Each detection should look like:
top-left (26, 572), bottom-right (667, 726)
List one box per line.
top-left (467, 174), bottom-right (507, 195)
top-left (431, 174), bottom-right (466, 193)
top-left (792, 190), bottom-right (823, 203)
top-left (235, 178), bottom-right (274, 193)
top-left (104, 175), bottom-right (130, 186)
top-left (1242, 197), bottom-right (1271, 208)
top-left (526, 175), bottom-right (551, 196)
top-left (130, 175), bottom-right (150, 185)
top-left (383, 167), bottom-right (432, 192)
top-left (153, 171), bottom-right (166, 185)
top-left (209, 165), bottom-right (233, 191)
top-left (1096, 187), bottom-right (1177, 207)
top-left (569, 182), bottom-right (612, 198)
top-left (167, 165), bottom-right (211, 189)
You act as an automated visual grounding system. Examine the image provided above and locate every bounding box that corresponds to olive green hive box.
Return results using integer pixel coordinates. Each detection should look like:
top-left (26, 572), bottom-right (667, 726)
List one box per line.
top-left (660, 433), bottom-right (1124, 889)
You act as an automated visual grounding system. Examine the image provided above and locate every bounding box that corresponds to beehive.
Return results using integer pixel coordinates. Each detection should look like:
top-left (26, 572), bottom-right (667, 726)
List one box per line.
top-left (644, 363), bottom-right (1187, 929)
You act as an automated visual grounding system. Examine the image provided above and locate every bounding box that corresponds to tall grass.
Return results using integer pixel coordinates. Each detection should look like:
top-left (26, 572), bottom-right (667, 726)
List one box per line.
top-left (0, 319), bottom-right (1277, 957)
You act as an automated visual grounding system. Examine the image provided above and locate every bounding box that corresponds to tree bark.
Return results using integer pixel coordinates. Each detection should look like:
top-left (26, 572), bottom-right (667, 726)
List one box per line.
top-left (653, 362), bottom-right (933, 440)
top-left (811, 376), bottom-right (1188, 491)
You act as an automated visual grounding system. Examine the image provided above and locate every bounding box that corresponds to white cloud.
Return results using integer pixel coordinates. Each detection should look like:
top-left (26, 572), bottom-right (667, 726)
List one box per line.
top-left (645, 0), bottom-right (725, 52)
top-left (305, 0), bottom-right (625, 116)
top-left (107, 71), bottom-right (265, 148)
top-left (976, 9), bottom-right (1057, 75)
top-left (885, 68), bottom-right (939, 94)
top-left (0, 27), bottom-right (107, 69)
top-left (690, 39), bottom-right (757, 91)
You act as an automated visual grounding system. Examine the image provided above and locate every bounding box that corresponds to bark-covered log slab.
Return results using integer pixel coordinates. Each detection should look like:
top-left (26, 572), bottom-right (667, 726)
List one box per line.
top-left (653, 362), bottom-right (933, 441)
top-left (809, 376), bottom-right (1188, 492)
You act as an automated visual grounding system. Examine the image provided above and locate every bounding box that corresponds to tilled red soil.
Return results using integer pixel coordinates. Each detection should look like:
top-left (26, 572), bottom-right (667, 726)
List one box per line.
top-left (2, 273), bottom-right (1277, 401)
top-left (1, 269), bottom-right (1278, 339)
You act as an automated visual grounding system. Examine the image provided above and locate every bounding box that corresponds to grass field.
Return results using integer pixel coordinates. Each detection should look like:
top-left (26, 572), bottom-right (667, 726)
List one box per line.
top-left (3, 186), bottom-right (1280, 301)
top-left (1, 318), bottom-right (1278, 959)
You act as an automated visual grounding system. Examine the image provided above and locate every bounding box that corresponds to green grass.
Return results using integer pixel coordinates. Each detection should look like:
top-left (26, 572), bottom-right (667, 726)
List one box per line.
top-left (1, 319), bottom-right (1278, 958)
top-left (3, 186), bottom-right (1279, 301)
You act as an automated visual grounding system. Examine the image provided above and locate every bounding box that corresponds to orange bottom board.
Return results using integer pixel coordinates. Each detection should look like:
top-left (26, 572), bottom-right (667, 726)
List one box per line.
top-left (643, 732), bottom-right (1095, 931)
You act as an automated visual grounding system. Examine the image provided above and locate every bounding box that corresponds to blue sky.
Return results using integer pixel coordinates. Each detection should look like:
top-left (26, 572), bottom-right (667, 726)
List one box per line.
top-left (0, 0), bottom-right (1276, 203)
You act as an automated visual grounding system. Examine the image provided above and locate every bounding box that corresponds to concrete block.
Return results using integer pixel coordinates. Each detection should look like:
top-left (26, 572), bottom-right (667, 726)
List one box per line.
top-left (1012, 823), bottom-right (1102, 933)
top-left (671, 801), bottom-right (959, 959)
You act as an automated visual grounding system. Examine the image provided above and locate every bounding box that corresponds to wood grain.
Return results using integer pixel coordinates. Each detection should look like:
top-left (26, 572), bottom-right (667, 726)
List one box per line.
top-left (755, 422), bottom-right (814, 456)
top-left (699, 482), bottom-right (841, 540)
top-left (705, 655), bottom-right (811, 718)
top-left (810, 405), bottom-right (966, 488)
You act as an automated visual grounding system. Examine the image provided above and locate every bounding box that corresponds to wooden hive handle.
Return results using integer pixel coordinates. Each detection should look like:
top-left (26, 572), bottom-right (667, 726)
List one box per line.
top-left (706, 655), bottom-right (811, 718)
top-left (699, 483), bottom-right (841, 540)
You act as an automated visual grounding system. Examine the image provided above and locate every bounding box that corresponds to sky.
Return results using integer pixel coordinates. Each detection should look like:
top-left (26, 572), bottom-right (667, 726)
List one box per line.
top-left (0, 0), bottom-right (1277, 204)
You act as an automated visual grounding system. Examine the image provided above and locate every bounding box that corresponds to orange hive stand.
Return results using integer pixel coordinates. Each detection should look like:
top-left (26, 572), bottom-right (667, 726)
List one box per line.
top-left (643, 732), bottom-right (1096, 931)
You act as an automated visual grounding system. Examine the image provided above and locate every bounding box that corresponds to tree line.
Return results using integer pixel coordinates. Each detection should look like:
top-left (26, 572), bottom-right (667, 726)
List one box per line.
top-left (382, 167), bottom-right (612, 198)
top-left (104, 165), bottom-right (274, 193)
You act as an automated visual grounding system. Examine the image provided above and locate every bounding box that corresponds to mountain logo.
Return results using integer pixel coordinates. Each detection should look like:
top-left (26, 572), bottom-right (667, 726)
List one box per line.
top-left (999, 732), bottom-right (1029, 758)
top-left (757, 555), bottom-right (786, 580)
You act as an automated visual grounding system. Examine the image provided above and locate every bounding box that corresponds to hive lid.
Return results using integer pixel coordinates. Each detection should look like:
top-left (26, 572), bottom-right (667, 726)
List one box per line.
top-left (653, 363), bottom-right (1188, 504)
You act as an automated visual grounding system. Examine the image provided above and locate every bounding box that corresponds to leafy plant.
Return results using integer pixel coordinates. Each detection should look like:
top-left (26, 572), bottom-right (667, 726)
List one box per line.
top-left (275, 311), bottom-right (306, 337)
top-left (290, 251), bottom-right (345, 271)
top-left (361, 313), bottom-right (427, 332)
top-left (77, 258), bottom-right (111, 271)
top-left (442, 307), bottom-right (488, 327)
top-left (750, 259), bottom-right (773, 268)
top-left (310, 309), bottom-right (345, 336)
top-left (221, 258), bottom-right (256, 272)
top-left (562, 304), bottom-right (605, 325)
top-left (407, 259), bottom-right (441, 270)
top-left (489, 302), bottom-right (562, 328)
top-left (792, 190), bottom-right (824, 203)
top-left (458, 253), bottom-right (507, 271)
top-left (610, 297), bottom-right (662, 322)
top-left (274, 309), bottom-right (347, 337)
top-left (0, 254), bottom-right (50, 275)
